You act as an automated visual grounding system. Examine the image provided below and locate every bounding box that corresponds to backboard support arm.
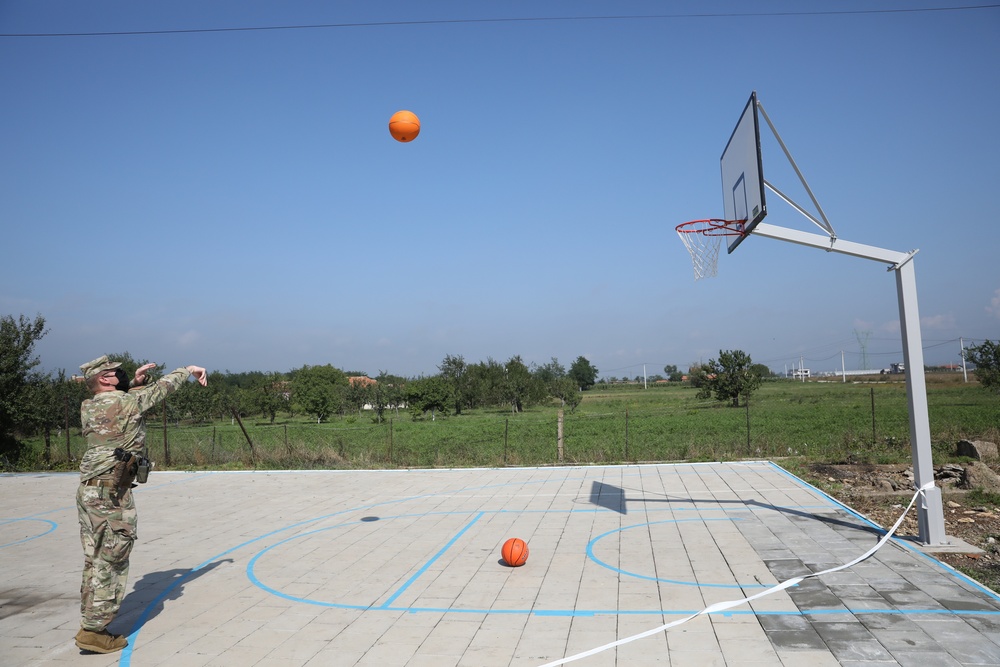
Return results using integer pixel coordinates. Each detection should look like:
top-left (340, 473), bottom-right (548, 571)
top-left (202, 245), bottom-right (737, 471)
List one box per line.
top-left (756, 100), bottom-right (835, 236)
top-left (751, 222), bottom-right (947, 546)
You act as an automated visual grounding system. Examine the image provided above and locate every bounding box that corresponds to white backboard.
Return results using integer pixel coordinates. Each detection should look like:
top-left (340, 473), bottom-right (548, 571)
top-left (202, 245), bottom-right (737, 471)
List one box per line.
top-left (720, 91), bottom-right (767, 253)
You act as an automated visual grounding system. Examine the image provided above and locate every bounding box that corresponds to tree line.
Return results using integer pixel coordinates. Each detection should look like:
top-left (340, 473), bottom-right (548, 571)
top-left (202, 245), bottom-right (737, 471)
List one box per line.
top-left (0, 313), bottom-right (598, 464)
top-left (4, 312), bottom-right (996, 467)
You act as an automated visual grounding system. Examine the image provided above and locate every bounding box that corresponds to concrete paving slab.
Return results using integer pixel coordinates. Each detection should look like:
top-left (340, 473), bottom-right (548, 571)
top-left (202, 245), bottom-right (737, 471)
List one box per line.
top-left (3, 461), bottom-right (1000, 666)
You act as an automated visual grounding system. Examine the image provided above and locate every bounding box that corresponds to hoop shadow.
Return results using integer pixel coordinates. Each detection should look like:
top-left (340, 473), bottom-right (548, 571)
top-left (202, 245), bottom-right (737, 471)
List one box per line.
top-left (589, 480), bottom-right (885, 538)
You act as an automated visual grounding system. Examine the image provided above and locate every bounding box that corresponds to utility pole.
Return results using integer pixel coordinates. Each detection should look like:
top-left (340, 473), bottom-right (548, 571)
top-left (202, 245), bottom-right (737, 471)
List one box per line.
top-left (961, 337), bottom-right (968, 382)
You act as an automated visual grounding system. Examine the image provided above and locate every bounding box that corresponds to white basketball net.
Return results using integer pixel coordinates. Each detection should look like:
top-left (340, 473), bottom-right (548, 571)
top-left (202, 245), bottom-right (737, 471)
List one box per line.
top-left (677, 229), bottom-right (723, 280)
top-left (676, 219), bottom-right (744, 280)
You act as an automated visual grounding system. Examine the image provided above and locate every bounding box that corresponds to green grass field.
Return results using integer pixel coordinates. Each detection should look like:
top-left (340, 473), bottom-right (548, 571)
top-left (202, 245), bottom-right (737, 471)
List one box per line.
top-left (21, 375), bottom-right (998, 472)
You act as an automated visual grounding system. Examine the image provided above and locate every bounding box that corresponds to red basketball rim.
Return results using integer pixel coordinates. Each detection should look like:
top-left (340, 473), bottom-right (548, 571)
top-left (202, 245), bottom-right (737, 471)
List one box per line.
top-left (675, 219), bottom-right (746, 237)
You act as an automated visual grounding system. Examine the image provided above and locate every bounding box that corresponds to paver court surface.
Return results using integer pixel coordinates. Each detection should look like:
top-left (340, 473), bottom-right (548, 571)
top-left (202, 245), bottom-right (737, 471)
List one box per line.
top-left (4, 461), bottom-right (1000, 667)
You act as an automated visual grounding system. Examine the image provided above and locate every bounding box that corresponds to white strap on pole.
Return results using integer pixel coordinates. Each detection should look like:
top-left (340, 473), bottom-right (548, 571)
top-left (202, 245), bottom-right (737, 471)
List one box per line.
top-left (537, 481), bottom-right (936, 667)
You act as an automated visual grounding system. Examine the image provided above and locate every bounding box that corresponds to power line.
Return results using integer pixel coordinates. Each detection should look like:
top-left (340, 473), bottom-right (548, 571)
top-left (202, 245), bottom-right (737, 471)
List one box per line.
top-left (3, 5), bottom-right (999, 38)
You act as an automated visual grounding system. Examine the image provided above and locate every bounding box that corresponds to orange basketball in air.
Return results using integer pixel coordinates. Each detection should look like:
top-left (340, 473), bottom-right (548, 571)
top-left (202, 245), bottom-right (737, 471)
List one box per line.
top-left (501, 537), bottom-right (529, 567)
top-left (388, 110), bottom-right (420, 142)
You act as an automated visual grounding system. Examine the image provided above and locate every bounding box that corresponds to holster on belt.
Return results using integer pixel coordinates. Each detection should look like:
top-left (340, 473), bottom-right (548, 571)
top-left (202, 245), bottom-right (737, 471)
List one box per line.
top-left (112, 447), bottom-right (139, 498)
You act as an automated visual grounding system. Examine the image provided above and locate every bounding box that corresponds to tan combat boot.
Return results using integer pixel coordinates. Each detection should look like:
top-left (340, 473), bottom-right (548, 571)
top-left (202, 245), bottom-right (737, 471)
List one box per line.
top-left (74, 628), bottom-right (128, 653)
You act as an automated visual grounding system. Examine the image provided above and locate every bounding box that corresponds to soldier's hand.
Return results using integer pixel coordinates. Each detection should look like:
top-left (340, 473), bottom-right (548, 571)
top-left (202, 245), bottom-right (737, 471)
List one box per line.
top-left (134, 363), bottom-right (157, 385)
top-left (187, 366), bottom-right (208, 386)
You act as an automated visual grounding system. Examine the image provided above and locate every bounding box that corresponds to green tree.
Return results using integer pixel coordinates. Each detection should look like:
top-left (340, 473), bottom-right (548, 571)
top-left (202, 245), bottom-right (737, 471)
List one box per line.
top-left (438, 354), bottom-right (470, 415)
top-left (292, 364), bottom-right (347, 423)
top-left (687, 362), bottom-right (710, 388)
top-left (345, 377), bottom-right (374, 417)
top-left (252, 372), bottom-right (289, 424)
top-left (568, 356), bottom-right (599, 391)
top-left (0, 313), bottom-right (48, 463)
top-left (467, 358), bottom-right (506, 408)
top-left (501, 355), bottom-right (544, 413)
top-left (534, 357), bottom-right (581, 410)
top-left (697, 349), bottom-right (762, 407)
top-left (170, 378), bottom-right (215, 424)
top-left (406, 375), bottom-right (451, 421)
top-left (365, 371), bottom-right (400, 423)
top-left (18, 371), bottom-right (69, 466)
top-left (966, 340), bottom-right (1000, 394)
top-left (663, 364), bottom-right (684, 382)
top-left (534, 357), bottom-right (566, 387)
top-left (375, 372), bottom-right (407, 419)
top-left (551, 376), bottom-right (582, 412)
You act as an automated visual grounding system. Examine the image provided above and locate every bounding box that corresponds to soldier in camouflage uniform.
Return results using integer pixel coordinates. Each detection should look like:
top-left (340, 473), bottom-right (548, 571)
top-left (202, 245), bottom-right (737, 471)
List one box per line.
top-left (75, 355), bottom-right (207, 654)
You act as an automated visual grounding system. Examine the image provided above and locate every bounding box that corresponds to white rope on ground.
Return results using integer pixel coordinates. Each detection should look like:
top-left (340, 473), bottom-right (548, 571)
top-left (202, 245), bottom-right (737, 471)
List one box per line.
top-left (537, 481), bottom-right (936, 667)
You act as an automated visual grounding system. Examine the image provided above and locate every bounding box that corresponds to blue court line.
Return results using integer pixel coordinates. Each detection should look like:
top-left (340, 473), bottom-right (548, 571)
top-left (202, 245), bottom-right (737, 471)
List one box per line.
top-left (0, 518), bottom-right (57, 548)
top-left (381, 511), bottom-right (485, 608)
top-left (586, 517), bottom-right (771, 589)
top-left (114, 463), bottom-right (1000, 666)
top-left (245, 509), bottom-right (779, 610)
top-left (118, 482), bottom-right (495, 666)
top-left (766, 461), bottom-right (1000, 603)
top-left (0, 471), bottom-right (213, 549)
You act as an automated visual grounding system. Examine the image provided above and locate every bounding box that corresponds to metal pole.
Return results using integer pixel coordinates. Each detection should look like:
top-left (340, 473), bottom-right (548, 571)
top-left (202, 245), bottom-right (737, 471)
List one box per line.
top-left (895, 259), bottom-right (946, 545)
top-left (961, 337), bottom-right (968, 382)
top-left (749, 221), bottom-right (947, 545)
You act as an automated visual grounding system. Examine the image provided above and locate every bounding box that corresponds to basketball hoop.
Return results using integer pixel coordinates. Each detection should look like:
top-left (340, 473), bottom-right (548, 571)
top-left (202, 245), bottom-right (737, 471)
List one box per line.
top-left (675, 219), bottom-right (746, 280)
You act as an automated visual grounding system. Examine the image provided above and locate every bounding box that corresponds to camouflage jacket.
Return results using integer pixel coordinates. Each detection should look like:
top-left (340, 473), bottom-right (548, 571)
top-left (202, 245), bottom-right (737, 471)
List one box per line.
top-left (79, 368), bottom-right (192, 481)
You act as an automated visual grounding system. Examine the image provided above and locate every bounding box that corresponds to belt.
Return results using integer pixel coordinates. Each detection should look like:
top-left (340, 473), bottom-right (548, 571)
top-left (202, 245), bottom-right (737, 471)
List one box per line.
top-left (82, 478), bottom-right (116, 488)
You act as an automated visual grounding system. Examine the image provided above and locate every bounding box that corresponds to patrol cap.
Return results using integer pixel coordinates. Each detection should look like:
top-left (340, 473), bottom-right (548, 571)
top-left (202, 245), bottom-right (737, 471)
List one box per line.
top-left (79, 355), bottom-right (122, 380)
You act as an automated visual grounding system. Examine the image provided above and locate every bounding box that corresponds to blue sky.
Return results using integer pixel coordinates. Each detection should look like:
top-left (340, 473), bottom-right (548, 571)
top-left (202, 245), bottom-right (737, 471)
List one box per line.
top-left (2, 1), bottom-right (998, 379)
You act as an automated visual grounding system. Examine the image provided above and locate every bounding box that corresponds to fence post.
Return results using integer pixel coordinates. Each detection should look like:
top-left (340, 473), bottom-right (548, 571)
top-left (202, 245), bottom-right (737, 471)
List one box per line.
top-left (231, 408), bottom-right (258, 468)
top-left (557, 410), bottom-right (564, 464)
top-left (745, 396), bottom-right (751, 454)
top-left (870, 387), bottom-right (877, 446)
top-left (163, 399), bottom-right (171, 467)
top-left (624, 408), bottom-right (629, 461)
top-left (504, 418), bottom-right (509, 466)
top-left (389, 418), bottom-right (394, 467)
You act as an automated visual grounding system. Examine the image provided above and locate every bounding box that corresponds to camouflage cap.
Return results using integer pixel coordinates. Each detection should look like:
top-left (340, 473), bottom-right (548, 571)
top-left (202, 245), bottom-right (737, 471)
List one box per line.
top-left (79, 355), bottom-right (122, 380)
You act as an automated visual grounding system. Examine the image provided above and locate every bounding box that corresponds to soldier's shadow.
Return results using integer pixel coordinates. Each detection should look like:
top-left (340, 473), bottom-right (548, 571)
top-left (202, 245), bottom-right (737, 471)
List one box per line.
top-left (114, 559), bottom-right (234, 633)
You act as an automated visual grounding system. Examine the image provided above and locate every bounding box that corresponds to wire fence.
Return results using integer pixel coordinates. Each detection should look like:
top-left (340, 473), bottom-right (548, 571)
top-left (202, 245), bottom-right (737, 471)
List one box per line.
top-left (22, 390), bottom-right (974, 472)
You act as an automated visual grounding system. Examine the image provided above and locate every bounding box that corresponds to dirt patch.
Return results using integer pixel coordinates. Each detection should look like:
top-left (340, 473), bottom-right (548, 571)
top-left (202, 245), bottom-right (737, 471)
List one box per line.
top-left (802, 462), bottom-right (1000, 592)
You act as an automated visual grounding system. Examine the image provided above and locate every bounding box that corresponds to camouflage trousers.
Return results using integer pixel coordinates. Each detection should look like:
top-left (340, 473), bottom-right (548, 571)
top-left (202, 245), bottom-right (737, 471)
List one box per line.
top-left (77, 483), bottom-right (137, 632)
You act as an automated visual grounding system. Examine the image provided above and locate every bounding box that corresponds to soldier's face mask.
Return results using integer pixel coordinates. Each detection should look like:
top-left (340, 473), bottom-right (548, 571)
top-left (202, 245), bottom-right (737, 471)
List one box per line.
top-left (113, 368), bottom-right (130, 392)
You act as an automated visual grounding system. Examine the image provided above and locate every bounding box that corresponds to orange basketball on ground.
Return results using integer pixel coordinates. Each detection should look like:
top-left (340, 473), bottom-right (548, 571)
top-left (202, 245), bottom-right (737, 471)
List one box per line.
top-left (501, 537), bottom-right (528, 567)
top-left (389, 110), bottom-right (420, 142)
